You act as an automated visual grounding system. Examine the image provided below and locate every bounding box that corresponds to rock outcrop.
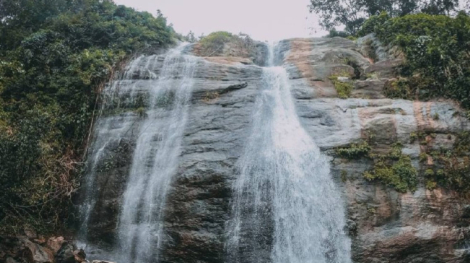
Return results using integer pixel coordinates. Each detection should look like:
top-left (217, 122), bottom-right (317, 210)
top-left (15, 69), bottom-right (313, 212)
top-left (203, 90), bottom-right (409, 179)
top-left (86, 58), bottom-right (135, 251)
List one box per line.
top-left (0, 235), bottom-right (86, 263)
top-left (79, 37), bottom-right (470, 262)
top-left (283, 37), bottom-right (470, 263)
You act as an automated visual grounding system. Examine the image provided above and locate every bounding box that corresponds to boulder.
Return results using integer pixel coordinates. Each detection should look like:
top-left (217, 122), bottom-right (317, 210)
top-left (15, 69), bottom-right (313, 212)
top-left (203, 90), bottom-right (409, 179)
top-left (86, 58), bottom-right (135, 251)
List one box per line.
top-left (46, 236), bottom-right (65, 254)
top-left (55, 242), bottom-right (76, 263)
top-left (18, 237), bottom-right (54, 263)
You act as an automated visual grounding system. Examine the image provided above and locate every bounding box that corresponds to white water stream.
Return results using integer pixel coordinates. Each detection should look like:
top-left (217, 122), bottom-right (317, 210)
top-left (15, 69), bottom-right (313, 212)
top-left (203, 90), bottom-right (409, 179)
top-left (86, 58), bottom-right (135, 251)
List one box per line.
top-left (226, 43), bottom-right (351, 263)
top-left (81, 44), bottom-right (199, 262)
top-left (81, 42), bottom-right (351, 263)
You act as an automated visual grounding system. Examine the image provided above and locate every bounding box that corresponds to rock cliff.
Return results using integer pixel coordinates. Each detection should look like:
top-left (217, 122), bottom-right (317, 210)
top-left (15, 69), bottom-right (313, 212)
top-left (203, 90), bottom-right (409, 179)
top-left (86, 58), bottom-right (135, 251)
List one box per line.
top-left (78, 37), bottom-right (470, 263)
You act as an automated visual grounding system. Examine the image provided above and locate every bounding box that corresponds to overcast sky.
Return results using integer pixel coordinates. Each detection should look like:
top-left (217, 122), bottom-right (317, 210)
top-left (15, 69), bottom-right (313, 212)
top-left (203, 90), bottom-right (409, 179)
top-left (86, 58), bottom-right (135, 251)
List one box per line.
top-left (113, 0), bottom-right (327, 41)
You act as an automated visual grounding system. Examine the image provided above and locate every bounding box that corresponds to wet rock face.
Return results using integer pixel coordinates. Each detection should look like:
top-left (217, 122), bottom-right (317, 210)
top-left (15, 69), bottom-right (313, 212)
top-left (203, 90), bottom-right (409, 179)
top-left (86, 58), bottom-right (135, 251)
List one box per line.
top-left (81, 50), bottom-right (263, 262)
top-left (286, 37), bottom-right (470, 262)
top-left (160, 63), bottom-right (263, 263)
top-left (86, 139), bottom-right (136, 247)
top-left (81, 37), bottom-right (470, 262)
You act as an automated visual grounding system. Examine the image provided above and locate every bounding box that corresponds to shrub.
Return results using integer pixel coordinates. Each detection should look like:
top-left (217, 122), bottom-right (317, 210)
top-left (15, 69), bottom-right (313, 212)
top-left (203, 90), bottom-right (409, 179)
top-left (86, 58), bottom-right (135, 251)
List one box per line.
top-left (364, 155), bottom-right (418, 193)
top-left (0, 0), bottom-right (175, 234)
top-left (198, 31), bottom-right (235, 56)
top-left (361, 12), bottom-right (470, 108)
top-left (326, 29), bottom-right (351, 38)
top-left (335, 141), bottom-right (371, 159)
top-left (357, 12), bottom-right (390, 37)
top-left (329, 73), bottom-right (355, 99)
top-left (196, 31), bottom-right (256, 58)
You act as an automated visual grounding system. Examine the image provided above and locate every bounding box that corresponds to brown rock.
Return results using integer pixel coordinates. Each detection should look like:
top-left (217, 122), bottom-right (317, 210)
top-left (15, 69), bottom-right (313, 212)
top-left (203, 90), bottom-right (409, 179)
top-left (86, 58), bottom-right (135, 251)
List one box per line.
top-left (73, 249), bottom-right (86, 263)
top-left (24, 228), bottom-right (37, 239)
top-left (34, 236), bottom-right (46, 245)
top-left (47, 236), bottom-right (65, 254)
top-left (6, 258), bottom-right (19, 263)
top-left (365, 59), bottom-right (403, 78)
top-left (55, 242), bottom-right (75, 263)
top-left (20, 237), bottom-right (54, 263)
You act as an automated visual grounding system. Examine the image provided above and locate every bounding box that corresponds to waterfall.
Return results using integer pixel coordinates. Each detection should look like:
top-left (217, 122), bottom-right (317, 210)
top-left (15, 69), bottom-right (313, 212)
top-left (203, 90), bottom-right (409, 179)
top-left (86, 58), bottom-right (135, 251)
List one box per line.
top-left (226, 43), bottom-right (351, 263)
top-left (116, 44), bottom-right (198, 262)
top-left (80, 43), bottom-right (199, 262)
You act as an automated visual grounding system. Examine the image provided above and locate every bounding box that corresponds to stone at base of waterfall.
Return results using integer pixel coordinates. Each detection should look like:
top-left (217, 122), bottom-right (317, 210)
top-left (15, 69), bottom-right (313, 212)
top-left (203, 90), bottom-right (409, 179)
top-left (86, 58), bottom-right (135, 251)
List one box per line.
top-left (6, 258), bottom-right (19, 263)
top-left (337, 76), bottom-right (351, 82)
top-left (92, 260), bottom-right (116, 263)
top-left (55, 243), bottom-right (86, 263)
top-left (47, 236), bottom-right (65, 254)
top-left (19, 237), bottom-right (54, 263)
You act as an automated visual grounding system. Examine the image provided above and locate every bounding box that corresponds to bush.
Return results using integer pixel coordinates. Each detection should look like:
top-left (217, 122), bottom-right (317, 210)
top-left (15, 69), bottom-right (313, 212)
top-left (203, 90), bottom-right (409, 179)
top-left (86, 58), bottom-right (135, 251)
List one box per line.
top-left (360, 12), bottom-right (470, 108)
top-left (326, 29), bottom-right (351, 38)
top-left (196, 31), bottom-right (256, 58)
top-left (198, 31), bottom-right (235, 56)
top-left (335, 141), bottom-right (371, 159)
top-left (357, 12), bottom-right (390, 37)
top-left (363, 144), bottom-right (418, 193)
top-left (329, 73), bottom-right (355, 99)
top-left (0, 0), bottom-right (175, 234)
top-left (364, 155), bottom-right (418, 193)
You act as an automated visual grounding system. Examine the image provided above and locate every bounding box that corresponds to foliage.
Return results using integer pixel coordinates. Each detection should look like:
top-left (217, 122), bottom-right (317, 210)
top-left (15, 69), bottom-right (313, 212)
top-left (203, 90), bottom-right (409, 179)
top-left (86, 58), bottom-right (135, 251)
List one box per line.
top-left (423, 132), bottom-right (470, 193)
top-left (196, 31), bottom-right (256, 58)
top-left (309, 0), bottom-right (461, 34)
top-left (326, 29), bottom-right (351, 38)
top-left (329, 73), bottom-right (355, 99)
top-left (362, 12), bottom-right (470, 108)
top-left (335, 141), bottom-right (371, 159)
top-left (341, 170), bottom-right (348, 182)
top-left (199, 31), bottom-right (234, 54)
top-left (364, 145), bottom-right (418, 193)
top-left (357, 12), bottom-right (391, 37)
top-left (383, 78), bottom-right (415, 99)
top-left (0, 0), bottom-right (175, 234)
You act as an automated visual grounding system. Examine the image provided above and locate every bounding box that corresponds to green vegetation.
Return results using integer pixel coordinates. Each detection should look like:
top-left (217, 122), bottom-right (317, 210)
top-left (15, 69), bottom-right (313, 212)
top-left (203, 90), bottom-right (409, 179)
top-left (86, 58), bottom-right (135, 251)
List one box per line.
top-left (312, 2), bottom-right (470, 194)
top-left (335, 141), bottom-right (371, 159)
top-left (336, 142), bottom-right (418, 192)
top-left (359, 12), bottom-right (470, 109)
top-left (196, 31), bottom-right (255, 57)
top-left (329, 73), bottom-right (354, 99)
top-left (310, 1), bottom-right (470, 110)
top-left (364, 146), bottom-right (418, 193)
top-left (384, 77), bottom-right (414, 99)
top-left (0, 0), bottom-right (176, 234)
top-left (421, 132), bottom-right (470, 193)
top-left (309, 0), bottom-right (463, 35)
top-left (341, 170), bottom-right (348, 182)
top-left (198, 31), bottom-right (235, 56)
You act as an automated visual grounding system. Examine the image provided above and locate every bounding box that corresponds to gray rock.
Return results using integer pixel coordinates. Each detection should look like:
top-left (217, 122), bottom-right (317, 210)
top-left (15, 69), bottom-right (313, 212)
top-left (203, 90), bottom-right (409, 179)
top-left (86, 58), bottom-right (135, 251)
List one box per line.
top-left (6, 258), bottom-right (19, 263)
top-left (55, 243), bottom-right (75, 263)
top-left (19, 237), bottom-right (54, 263)
top-left (78, 36), bottom-right (470, 263)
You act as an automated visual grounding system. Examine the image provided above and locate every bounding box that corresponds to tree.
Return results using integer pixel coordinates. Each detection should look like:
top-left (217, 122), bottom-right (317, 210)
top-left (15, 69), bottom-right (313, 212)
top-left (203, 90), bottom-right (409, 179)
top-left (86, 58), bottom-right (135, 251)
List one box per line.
top-left (0, 0), bottom-right (176, 234)
top-left (421, 0), bottom-right (459, 14)
top-left (185, 31), bottom-right (197, 43)
top-left (309, 0), bottom-right (460, 34)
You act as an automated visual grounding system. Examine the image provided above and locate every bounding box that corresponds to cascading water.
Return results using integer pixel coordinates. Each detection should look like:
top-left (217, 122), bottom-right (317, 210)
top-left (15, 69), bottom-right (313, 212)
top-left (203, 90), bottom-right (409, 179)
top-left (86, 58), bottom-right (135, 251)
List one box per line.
top-left (226, 43), bottom-right (351, 263)
top-left (80, 43), bottom-right (199, 262)
top-left (116, 44), bottom-right (198, 262)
